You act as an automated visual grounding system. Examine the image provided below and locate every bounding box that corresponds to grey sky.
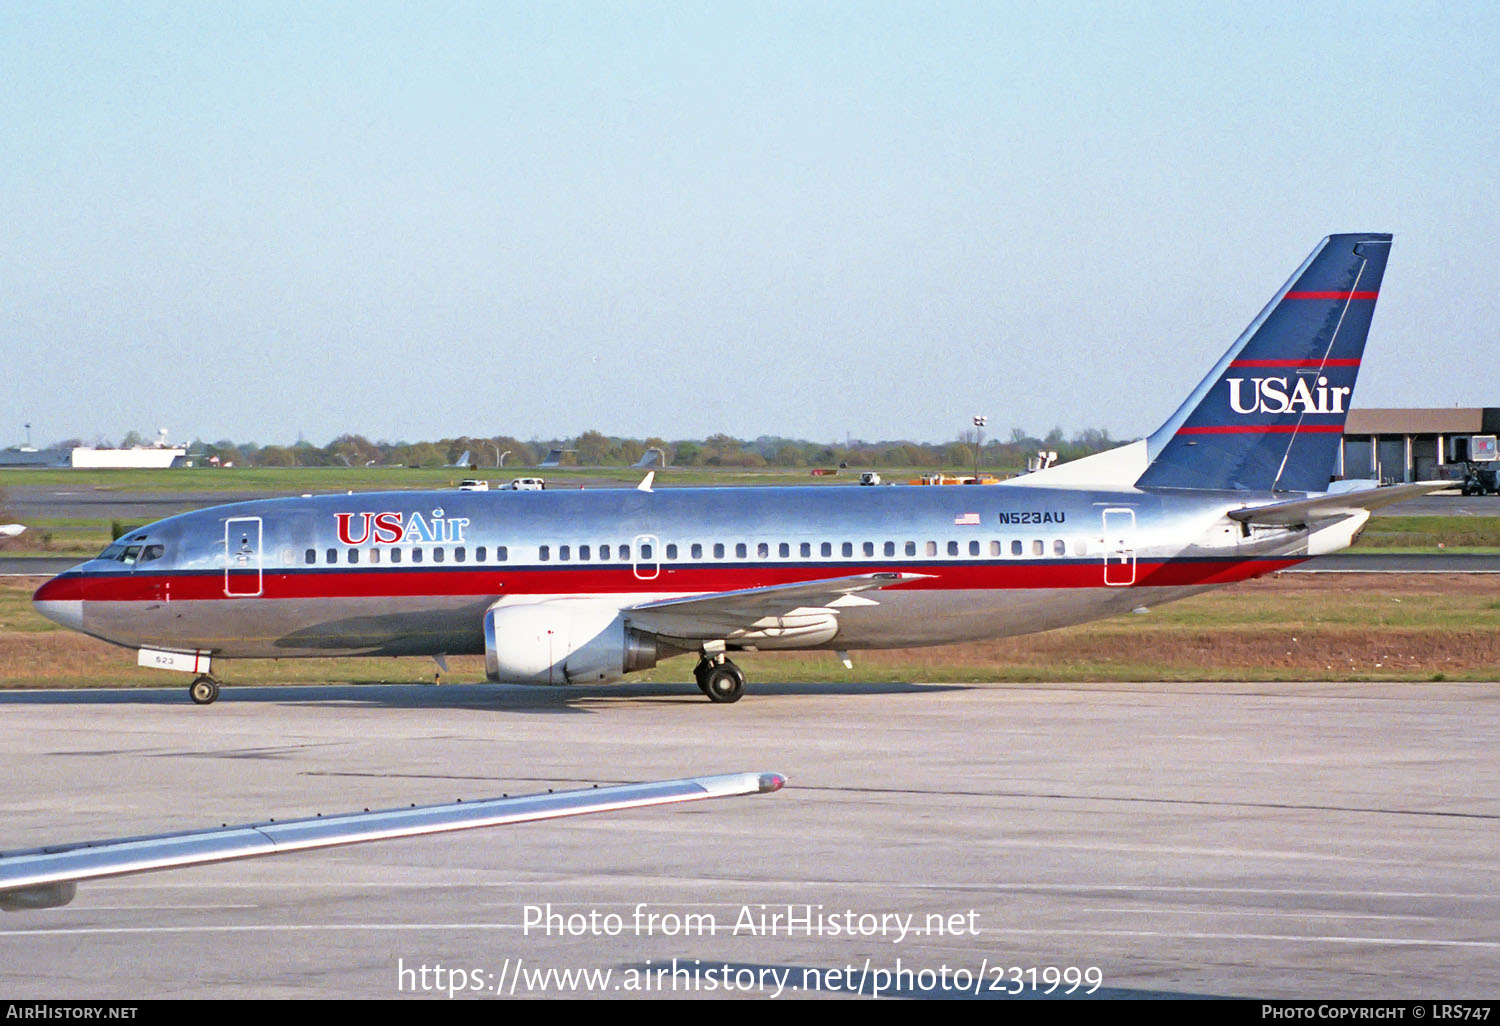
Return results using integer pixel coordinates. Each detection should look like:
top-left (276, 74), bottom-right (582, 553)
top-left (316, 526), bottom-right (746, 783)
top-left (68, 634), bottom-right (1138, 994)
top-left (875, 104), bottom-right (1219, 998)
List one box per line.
top-left (5, 1), bottom-right (1497, 448)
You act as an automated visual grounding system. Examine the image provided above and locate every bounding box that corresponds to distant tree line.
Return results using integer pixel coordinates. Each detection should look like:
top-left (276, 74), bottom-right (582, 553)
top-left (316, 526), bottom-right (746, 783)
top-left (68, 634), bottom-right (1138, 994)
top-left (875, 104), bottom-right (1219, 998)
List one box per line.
top-left (145, 427), bottom-right (1126, 472)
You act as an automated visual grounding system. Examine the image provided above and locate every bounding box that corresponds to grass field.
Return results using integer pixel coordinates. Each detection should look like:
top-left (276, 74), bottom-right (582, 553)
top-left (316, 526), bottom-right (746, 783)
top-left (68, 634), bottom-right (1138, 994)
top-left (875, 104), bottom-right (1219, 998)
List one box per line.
top-left (2, 467), bottom-right (1497, 558)
top-left (0, 463), bottom-right (942, 493)
top-left (4, 573), bottom-right (1496, 690)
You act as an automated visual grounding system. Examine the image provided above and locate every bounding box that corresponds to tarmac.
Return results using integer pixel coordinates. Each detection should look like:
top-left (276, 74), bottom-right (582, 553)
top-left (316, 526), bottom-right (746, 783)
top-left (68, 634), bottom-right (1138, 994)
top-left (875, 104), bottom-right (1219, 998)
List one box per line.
top-left (1, 679), bottom-right (1497, 999)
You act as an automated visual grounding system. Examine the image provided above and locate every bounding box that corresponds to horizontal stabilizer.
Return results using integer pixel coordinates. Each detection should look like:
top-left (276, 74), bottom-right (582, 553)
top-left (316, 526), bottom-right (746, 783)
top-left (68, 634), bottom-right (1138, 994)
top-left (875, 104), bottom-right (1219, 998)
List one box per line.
top-left (1227, 482), bottom-right (1450, 527)
top-left (0, 772), bottom-right (785, 910)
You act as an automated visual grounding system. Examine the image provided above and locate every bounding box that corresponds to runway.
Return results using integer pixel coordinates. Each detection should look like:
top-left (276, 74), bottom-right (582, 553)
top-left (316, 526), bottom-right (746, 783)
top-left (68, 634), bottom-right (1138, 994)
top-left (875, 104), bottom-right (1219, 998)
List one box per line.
top-left (2, 680), bottom-right (1496, 999)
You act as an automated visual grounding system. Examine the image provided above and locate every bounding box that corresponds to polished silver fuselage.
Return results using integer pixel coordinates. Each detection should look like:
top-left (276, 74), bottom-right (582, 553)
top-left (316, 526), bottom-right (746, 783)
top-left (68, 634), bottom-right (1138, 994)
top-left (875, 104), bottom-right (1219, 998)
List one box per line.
top-left (36, 483), bottom-right (1314, 660)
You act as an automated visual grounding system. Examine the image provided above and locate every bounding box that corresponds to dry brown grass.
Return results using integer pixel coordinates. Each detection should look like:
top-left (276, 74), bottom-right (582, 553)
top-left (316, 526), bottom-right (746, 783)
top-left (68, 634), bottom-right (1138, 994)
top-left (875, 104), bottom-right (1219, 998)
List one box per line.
top-left (2, 572), bottom-right (1496, 687)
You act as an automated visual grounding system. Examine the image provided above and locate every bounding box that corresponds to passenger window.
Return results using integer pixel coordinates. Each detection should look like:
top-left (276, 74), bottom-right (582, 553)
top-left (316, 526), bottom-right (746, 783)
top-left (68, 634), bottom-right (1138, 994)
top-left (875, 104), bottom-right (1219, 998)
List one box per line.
top-left (735, 543), bottom-right (747, 559)
top-left (713, 543), bottom-right (725, 559)
top-left (820, 542), bottom-right (832, 558)
top-left (326, 548), bottom-right (337, 564)
top-left (434, 547), bottom-right (445, 563)
top-left (990, 540), bottom-right (1001, 556)
top-left (1011, 540), bottom-right (1023, 556)
top-left (1032, 539), bottom-right (1044, 556)
top-left (476, 546), bottom-right (487, 562)
top-left (411, 548), bottom-right (423, 563)
top-left (947, 541), bottom-right (958, 556)
top-left (579, 545), bottom-right (590, 561)
top-left (559, 545), bottom-right (570, 561)
top-left (370, 548), bottom-right (381, 564)
top-left (969, 540), bottom-right (980, 556)
top-left (691, 543), bottom-right (703, 559)
top-left (1053, 539), bottom-right (1066, 556)
top-left (391, 548), bottom-right (402, 564)
top-left (305, 548), bottom-right (316, 564)
top-left (497, 546), bottom-right (508, 561)
top-left (640, 543), bottom-right (652, 559)
top-left (757, 542), bottom-right (768, 559)
top-left (620, 545), bottom-right (631, 561)
top-left (863, 541), bottom-right (874, 557)
top-left (348, 548), bottom-right (359, 564)
top-left (666, 544), bottom-right (677, 560)
top-left (801, 542), bottom-right (812, 558)
top-left (905, 541), bottom-right (916, 556)
top-left (600, 544), bottom-right (611, 561)
top-left (454, 547), bottom-right (465, 562)
top-left (842, 542), bottom-right (853, 557)
top-left (884, 541), bottom-right (895, 557)
top-left (1074, 539), bottom-right (1087, 556)
top-left (778, 542), bottom-right (790, 558)
top-left (539, 545), bottom-right (550, 562)
top-left (926, 541), bottom-right (937, 557)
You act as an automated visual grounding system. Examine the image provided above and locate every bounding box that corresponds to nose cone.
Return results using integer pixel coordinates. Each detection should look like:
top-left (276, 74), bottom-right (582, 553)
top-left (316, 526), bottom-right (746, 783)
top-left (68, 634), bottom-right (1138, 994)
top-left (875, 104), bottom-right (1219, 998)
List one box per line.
top-left (33, 575), bottom-right (86, 633)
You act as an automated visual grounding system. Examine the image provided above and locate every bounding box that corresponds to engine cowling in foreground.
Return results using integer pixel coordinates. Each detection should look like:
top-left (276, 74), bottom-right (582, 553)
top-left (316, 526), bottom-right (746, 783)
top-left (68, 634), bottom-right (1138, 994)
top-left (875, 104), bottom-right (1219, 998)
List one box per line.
top-left (483, 601), bottom-right (658, 685)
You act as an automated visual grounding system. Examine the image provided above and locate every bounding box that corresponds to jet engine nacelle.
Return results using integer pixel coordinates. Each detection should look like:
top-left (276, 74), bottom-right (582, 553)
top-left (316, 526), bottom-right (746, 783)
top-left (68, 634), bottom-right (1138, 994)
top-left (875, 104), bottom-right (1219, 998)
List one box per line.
top-left (483, 601), bottom-right (658, 685)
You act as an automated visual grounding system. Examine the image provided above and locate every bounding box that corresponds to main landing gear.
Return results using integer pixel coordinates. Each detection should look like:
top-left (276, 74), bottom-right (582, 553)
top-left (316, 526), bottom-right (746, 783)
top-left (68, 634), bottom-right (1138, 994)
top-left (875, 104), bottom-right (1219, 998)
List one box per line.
top-left (189, 674), bottom-right (221, 705)
top-left (694, 656), bottom-right (745, 704)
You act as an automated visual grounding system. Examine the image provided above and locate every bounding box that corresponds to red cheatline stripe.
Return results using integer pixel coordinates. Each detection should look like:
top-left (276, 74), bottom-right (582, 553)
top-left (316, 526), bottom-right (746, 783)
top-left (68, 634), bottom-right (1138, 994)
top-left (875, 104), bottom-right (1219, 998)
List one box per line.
top-left (35, 557), bottom-right (1306, 603)
top-left (1178, 425), bottom-right (1345, 435)
top-left (1283, 290), bottom-right (1378, 300)
top-left (1228, 358), bottom-right (1361, 368)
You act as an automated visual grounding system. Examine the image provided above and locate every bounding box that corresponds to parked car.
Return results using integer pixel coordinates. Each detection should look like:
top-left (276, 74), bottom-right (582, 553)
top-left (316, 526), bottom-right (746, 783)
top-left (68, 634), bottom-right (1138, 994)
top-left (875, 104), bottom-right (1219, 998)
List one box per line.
top-left (457, 480), bottom-right (489, 491)
top-left (506, 477), bottom-right (546, 491)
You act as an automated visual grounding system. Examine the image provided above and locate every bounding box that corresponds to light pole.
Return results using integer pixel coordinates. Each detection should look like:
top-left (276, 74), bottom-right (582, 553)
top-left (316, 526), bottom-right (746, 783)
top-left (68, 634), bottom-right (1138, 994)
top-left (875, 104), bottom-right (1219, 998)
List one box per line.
top-left (972, 415), bottom-right (987, 481)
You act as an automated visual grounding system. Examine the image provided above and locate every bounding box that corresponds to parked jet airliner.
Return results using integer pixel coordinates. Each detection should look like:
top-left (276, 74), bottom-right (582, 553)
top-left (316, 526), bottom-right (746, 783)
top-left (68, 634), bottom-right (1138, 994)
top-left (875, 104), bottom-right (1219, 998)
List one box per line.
top-left (33, 233), bottom-right (1440, 704)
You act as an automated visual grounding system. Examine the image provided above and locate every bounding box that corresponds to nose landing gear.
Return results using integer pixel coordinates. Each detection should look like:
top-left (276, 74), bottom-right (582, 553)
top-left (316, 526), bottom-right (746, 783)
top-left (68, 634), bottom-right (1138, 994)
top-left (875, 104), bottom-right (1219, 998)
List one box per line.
top-left (189, 675), bottom-right (221, 705)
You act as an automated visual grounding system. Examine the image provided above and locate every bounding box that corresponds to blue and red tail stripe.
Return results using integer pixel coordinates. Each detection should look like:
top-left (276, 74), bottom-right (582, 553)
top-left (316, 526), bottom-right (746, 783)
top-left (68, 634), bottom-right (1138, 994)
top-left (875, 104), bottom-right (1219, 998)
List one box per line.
top-left (1138, 233), bottom-right (1391, 493)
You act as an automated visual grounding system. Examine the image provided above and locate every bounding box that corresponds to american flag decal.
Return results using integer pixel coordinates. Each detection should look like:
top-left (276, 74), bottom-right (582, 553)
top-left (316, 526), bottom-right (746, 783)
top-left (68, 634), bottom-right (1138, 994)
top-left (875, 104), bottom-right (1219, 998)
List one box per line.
top-left (954, 512), bottom-right (980, 526)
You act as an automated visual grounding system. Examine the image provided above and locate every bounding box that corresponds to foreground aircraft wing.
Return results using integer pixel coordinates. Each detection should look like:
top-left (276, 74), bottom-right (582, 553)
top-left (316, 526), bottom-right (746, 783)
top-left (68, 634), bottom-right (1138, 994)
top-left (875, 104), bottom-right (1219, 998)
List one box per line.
top-left (0, 771), bottom-right (785, 911)
top-left (626, 572), bottom-right (928, 636)
top-left (1227, 481), bottom-right (1451, 527)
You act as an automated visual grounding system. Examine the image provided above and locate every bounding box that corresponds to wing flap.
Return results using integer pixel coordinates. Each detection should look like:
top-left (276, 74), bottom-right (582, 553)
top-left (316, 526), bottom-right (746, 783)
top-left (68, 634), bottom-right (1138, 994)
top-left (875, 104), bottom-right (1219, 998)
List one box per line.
top-left (631, 571), bottom-right (926, 618)
top-left (0, 772), bottom-right (785, 910)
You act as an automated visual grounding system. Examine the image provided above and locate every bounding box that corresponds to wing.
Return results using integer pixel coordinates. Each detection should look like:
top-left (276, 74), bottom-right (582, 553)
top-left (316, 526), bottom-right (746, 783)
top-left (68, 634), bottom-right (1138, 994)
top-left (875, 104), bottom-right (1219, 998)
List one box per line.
top-left (1227, 481), bottom-right (1449, 527)
top-left (0, 771), bottom-right (785, 911)
top-left (626, 571), bottom-right (929, 640)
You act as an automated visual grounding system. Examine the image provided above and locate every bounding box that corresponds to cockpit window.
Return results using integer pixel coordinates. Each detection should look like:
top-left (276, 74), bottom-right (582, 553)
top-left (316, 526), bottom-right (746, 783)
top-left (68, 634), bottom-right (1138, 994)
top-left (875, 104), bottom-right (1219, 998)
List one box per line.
top-left (97, 539), bottom-right (164, 564)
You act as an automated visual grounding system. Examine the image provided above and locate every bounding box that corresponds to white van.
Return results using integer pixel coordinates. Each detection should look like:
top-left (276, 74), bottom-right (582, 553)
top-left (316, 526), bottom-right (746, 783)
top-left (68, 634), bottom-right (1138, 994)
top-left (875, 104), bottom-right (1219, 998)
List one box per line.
top-left (507, 477), bottom-right (546, 491)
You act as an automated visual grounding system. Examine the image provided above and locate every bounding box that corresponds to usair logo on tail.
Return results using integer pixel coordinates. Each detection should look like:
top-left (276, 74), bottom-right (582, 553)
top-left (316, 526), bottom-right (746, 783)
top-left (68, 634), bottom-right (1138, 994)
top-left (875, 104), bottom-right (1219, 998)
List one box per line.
top-left (1226, 376), bottom-right (1352, 416)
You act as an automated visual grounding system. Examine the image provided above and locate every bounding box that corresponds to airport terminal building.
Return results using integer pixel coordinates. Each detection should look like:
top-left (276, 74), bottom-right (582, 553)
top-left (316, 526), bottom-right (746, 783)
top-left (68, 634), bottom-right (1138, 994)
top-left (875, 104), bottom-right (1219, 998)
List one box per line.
top-left (1339, 408), bottom-right (1500, 483)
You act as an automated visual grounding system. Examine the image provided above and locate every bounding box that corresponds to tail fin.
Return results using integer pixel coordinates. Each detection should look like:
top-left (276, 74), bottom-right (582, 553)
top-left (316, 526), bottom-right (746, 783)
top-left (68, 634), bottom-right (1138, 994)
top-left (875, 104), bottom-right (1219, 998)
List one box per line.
top-left (1135, 233), bottom-right (1392, 493)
